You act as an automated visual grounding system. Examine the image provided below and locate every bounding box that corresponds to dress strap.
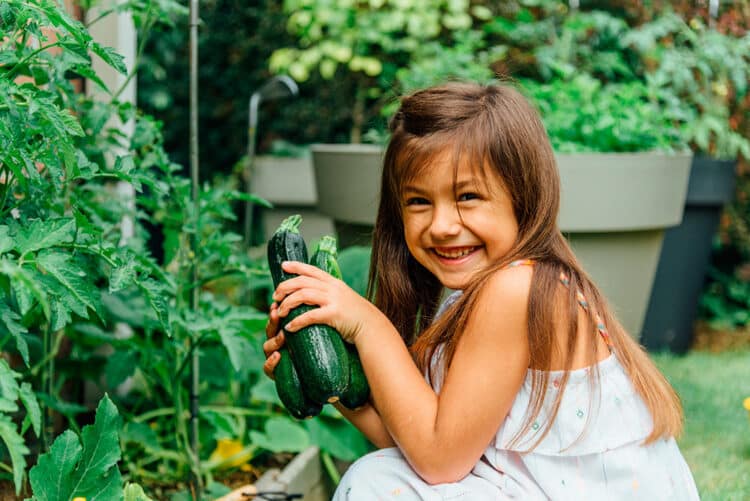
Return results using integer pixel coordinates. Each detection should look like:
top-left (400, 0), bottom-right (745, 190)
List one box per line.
top-left (505, 259), bottom-right (612, 346)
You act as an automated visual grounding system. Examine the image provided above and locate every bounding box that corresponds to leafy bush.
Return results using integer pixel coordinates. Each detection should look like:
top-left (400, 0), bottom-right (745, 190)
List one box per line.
top-left (1, 0), bottom-right (371, 495)
top-left (269, 0), bottom-right (494, 143)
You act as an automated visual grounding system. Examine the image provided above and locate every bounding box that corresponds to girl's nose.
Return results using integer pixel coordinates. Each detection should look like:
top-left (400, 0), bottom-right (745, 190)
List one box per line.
top-left (429, 205), bottom-right (462, 239)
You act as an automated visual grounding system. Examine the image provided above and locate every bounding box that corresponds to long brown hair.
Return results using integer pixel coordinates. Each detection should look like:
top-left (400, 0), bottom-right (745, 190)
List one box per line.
top-left (367, 81), bottom-right (683, 450)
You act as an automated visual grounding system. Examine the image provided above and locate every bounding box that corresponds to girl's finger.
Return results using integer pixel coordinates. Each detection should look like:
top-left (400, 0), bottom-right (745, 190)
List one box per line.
top-left (281, 260), bottom-right (332, 280)
top-left (265, 303), bottom-right (280, 339)
top-left (263, 351), bottom-right (280, 380)
top-left (277, 289), bottom-right (330, 318)
top-left (284, 307), bottom-right (334, 334)
top-left (263, 331), bottom-right (285, 357)
top-left (272, 275), bottom-right (327, 302)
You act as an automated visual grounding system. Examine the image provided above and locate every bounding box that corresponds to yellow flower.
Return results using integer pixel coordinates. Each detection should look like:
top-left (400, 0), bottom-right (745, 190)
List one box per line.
top-left (744, 397), bottom-right (750, 412)
top-left (208, 438), bottom-right (253, 471)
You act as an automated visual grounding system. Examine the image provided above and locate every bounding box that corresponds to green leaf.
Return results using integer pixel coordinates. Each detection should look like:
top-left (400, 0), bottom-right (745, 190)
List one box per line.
top-left (58, 108), bottom-right (84, 137)
top-left (0, 301), bottom-right (30, 366)
top-left (7, 262), bottom-right (46, 317)
top-left (36, 251), bottom-right (101, 320)
top-left (36, 392), bottom-right (88, 419)
top-left (217, 325), bottom-right (254, 374)
top-left (124, 482), bottom-right (155, 501)
top-left (90, 42), bottom-right (127, 75)
top-left (138, 278), bottom-right (171, 335)
top-left (304, 416), bottom-right (372, 461)
top-left (29, 395), bottom-right (123, 501)
top-left (248, 416), bottom-right (309, 453)
top-left (30, 430), bottom-right (82, 501)
top-left (249, 377), bottom-right (281, 406)
top-left (104, 350), bottom-right (137, 388)
top-left (121, 422), bottom-right (160, 451)
top-left (0, 226), bottom-right (11, 255)
top-left (18, 382), bottom-right (41, 437)
top-left (109, 253), bottom-right (137, 293)
top-left (15, 218), bottom-right (76, 254)
top-left (0, 415), bottom-right (30, 495)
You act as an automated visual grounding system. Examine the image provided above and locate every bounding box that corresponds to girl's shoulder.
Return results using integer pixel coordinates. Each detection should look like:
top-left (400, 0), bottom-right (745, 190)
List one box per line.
top-left (481, 260), bottom-right (535, 303)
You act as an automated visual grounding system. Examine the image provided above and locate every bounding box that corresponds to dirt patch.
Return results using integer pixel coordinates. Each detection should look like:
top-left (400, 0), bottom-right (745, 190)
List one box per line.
top-left (691, 321), bottom-right (750, 352)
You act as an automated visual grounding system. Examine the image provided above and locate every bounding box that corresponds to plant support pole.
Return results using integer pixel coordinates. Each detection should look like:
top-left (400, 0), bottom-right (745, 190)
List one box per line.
top-left (188, 0), bottom-right (202, 496)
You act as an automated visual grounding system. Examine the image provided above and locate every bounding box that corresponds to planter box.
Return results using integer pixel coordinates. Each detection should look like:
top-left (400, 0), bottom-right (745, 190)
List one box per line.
top-left (312, 145), bottom-right (692, 338)
top-left (255, 446), bottom-right (333, 501)
top-left (217, 446), bottom-right (334, 501)
top-left (641, 156), bottom-right (737, 353)
top-left (251, 155), bottom-right (335, 243)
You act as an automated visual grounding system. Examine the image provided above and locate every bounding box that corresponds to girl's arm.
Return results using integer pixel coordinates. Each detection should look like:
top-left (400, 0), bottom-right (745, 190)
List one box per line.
top-left (276, 262), bottom-right (532, 485)
top-left (263, 303), bottom-right (395, 449)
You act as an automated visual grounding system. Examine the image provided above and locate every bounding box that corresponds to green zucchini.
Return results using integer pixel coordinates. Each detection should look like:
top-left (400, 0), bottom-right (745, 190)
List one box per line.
top-left (310, 236), bottom-right (371, 410)
top-left (267, 215), bottom-right (349, 404)
top-left (274, 347), bottom-right (322, 419)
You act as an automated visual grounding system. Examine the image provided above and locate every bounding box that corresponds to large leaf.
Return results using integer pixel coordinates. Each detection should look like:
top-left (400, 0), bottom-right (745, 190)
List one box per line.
top-left (14, 218), bottom-right (76, 254)
top-left (36, 251), bottom-right (101, 320)
top-left (29, 430), bottom-right (81, 501)
top-left (29, 395), bottom-right (123, 501)
top-left (216, 324), bottom-right (255, 374)
top-left (304, 416), bottom-right (372, 462)
top-left (248, 416), bottom-right (309, 453)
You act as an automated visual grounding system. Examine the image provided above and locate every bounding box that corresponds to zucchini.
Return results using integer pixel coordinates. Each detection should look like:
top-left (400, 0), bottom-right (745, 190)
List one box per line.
top-left (310, 236), bottom-right (371, 410)
top-left (274, 347), bottom-right (322, 419)
top-left (267, 215), bottom-right (349, 404)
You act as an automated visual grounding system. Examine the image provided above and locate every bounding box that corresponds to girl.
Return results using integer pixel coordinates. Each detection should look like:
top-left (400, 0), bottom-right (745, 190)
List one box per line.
top-left (263, 82), bottom-right (699, 499)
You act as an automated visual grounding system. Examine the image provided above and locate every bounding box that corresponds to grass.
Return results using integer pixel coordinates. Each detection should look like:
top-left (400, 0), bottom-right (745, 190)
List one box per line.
top-left (653, 348), bottom-right (750, 500)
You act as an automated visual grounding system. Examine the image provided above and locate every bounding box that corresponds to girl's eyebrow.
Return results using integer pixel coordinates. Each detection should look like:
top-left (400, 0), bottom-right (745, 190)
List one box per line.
top-left (401, 184), bottom-right (427, 194)
top-left (402, 179), bottom-right (478, 194)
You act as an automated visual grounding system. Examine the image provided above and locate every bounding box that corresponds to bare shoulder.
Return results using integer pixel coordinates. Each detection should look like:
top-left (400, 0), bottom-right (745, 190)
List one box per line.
top-left (463, 264), bottom-right (534, 344)
top-left (476, 263), bottom-right (534, 312)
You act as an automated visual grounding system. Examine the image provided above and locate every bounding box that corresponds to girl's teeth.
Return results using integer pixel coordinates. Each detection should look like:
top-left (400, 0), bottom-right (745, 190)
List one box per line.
top-left (435, 247), bottom-right (475, 258)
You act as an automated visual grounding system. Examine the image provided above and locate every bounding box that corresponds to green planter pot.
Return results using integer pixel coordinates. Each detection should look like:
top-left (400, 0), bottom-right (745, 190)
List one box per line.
top-left (312, 145), bottom-right (693, 339)
top-left (311, 144), bottom-right (383, 247)
top-left (556, 152), bottom-right (692, 339)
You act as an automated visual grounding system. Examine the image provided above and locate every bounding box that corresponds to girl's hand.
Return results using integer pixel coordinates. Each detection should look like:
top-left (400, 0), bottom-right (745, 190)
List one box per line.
top-left (262, 302), bottom-right (285, 380)
top-left (272, 261), bottom-right (382, 344)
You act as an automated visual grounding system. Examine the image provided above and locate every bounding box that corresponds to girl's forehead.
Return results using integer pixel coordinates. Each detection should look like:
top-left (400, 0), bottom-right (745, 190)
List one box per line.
top-left (400, 146), bottom-right (494, 187)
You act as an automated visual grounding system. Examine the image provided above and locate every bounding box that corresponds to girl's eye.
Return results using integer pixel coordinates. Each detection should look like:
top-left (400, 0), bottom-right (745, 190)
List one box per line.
top-left (458, 192), bottom-right (479, 202)
top-left (405, 197), bottom-right (429, 206)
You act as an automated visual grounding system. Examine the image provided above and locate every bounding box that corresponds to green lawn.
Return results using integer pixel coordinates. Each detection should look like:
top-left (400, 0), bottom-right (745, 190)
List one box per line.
top-left (653, 349), bottom-right (750, 500)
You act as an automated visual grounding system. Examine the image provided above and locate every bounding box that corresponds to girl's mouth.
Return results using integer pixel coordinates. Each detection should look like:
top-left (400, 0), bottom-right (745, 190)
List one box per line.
top-left (433, 246), bottom-right (480, 260)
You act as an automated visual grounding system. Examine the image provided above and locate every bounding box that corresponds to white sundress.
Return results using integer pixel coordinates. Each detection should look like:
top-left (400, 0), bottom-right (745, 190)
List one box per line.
top-left (334, 285), bottom-right (700, 500)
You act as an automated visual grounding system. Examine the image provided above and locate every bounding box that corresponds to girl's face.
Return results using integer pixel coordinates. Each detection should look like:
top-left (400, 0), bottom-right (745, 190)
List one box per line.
top-left (401, 150), bottom-right (519, 290)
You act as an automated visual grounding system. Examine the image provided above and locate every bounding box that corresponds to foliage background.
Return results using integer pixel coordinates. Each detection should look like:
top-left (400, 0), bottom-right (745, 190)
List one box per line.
top-left (139, 0), bottom-right (750, 332)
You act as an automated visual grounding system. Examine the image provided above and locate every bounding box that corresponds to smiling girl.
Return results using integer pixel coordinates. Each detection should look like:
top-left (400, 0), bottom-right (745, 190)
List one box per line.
top-left (263, 82), bottom-right (699, 500)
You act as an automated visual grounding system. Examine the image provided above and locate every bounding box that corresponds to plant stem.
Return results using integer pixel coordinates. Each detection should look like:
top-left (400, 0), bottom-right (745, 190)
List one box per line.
top-left (3, 42), bottom-right (64, 80)
top-left (188, 0), bottom-right (203, 494)
top-left (133, 405), bottom-right (274, 423)
top-left (321, 451), bottom-right (341, 485)
top-left (111, 5), bottom-right (156, 102)
top-left (132, 406), bottom-right (188, 423)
